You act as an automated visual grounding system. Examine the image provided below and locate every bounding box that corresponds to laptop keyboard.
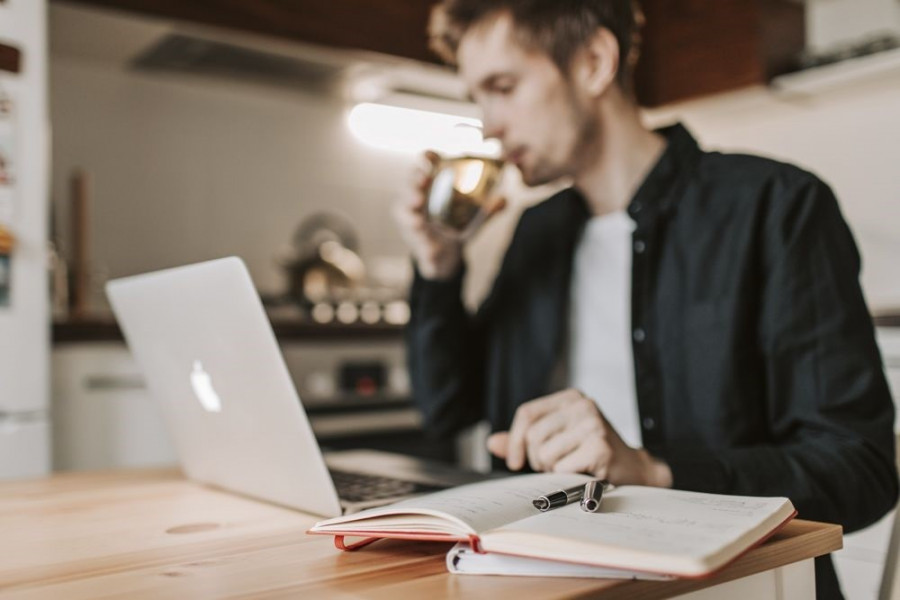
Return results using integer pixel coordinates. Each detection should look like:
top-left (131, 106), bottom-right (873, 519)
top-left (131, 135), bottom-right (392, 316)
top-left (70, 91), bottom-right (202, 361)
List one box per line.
top-left (329, 468), bottom-right (447, 503)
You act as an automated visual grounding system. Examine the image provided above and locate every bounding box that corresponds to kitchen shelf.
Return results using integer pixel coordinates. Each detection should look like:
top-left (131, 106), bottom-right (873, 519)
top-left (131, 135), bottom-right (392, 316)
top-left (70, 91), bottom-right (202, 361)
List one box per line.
top-left (55, 312), bottom-right (899, 344)
top-left (53, 315), bottom-right (405, 343)
top-left (875, 314), bottom-right (900, 328)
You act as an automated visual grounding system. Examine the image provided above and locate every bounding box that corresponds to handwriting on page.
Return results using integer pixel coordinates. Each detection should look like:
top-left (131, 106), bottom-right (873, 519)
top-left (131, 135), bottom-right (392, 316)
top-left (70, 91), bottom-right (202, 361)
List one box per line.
top-left (677, 496), bottom-right (771, 516)
top-left (386, 473), bottom-right (590, 533)
top-left (497, 486), bottom-right (788, 557)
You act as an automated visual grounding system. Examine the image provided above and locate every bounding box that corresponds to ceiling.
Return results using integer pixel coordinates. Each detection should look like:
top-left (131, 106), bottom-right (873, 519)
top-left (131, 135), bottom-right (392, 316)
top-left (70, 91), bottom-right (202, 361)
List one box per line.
top-left (65, 0), bottom-right (900, 107)
top-left (49, 2), bottom-right (469, 105)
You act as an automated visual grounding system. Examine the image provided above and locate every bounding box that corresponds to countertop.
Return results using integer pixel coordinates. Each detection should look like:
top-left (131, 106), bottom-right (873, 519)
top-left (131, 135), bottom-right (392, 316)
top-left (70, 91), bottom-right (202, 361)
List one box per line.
top-left (0, 468), bottom-right (842, 599)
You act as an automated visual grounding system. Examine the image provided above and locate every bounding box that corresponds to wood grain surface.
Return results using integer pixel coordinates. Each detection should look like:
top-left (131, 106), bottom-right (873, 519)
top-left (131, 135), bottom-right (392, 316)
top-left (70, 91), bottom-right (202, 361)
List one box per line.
top-left (0, 469), bottom-right (842, 599)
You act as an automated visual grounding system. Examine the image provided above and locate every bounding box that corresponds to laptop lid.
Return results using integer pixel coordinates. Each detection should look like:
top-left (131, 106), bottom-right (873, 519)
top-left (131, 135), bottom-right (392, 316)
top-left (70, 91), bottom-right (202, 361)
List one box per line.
top-left (106, 257), bottom-right (344, 516)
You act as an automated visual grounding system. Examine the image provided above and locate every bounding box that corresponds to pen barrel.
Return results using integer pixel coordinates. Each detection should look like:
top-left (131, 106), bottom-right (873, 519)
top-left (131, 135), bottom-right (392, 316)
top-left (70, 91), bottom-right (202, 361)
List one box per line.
top-left (581, 480), bottom-right (606, 513)
top-left (534, 485), bottom-right (585, 511)
top-left (564, 487), bottom-right (585, 503)
top-left (544, 490), bottom-right (569, 510)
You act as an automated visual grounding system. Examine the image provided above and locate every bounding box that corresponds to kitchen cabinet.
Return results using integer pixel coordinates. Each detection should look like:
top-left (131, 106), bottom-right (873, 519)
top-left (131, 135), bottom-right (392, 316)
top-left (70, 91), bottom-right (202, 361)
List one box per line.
top-left (52, 344), bottom-right (177, 471)
top-left (635, 0), bottom-right (804, 106)
top-left (51, 320), bottom-right (454, 471)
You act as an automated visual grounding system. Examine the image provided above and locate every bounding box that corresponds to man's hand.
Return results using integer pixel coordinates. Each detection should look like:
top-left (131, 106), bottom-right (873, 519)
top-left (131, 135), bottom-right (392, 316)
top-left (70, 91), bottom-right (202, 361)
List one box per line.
top-left (486, 389), bottom-right (673, 488)
top-left (393, 151), bottom-right (506, 281)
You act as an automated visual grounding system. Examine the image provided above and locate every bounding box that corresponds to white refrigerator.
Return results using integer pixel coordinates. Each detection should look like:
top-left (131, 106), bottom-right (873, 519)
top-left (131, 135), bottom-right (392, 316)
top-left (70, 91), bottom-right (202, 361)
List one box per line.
top-left (0, 0), bottom-right (50, 479)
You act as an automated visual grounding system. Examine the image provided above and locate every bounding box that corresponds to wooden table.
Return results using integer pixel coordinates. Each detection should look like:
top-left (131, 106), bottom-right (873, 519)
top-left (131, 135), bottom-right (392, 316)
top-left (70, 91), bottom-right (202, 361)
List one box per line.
top-left (0, 469), bottom-right (842, 599)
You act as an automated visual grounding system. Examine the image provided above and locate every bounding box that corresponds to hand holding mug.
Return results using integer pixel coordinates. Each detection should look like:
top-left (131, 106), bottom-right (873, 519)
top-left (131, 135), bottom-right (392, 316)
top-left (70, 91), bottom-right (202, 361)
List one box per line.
top-left (394, 152), bottom-right (506, 281)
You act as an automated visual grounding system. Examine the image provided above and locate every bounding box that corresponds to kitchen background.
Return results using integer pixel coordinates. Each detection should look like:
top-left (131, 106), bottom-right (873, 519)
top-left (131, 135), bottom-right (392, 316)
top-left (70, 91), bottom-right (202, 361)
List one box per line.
top-left (47, 1), bottom-right (900, 310)
top-left (3, 0), bottom-right (900, 597)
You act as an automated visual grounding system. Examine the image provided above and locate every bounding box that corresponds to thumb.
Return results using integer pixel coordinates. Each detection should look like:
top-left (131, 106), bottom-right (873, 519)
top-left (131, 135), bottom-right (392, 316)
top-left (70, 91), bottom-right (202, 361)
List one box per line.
top-left (487, 431), bottom-right (510, 458)
top-left (457, 196), bottom-right (508, 243)
top-left (484, 196), bottom-right (507, 219)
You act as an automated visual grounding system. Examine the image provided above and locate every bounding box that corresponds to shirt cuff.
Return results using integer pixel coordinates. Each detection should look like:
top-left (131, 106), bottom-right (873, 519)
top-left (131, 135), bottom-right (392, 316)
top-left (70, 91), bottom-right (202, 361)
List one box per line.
top-left (664, 450), bottom-right (731, 494)
top-left (411, 262), bottom-right (466, 312)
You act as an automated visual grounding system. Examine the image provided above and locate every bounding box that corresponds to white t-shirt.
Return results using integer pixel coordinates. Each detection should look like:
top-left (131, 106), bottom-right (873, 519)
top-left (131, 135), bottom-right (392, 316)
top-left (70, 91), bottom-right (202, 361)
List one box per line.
top-left (567, 210), bottom-right (642, 448)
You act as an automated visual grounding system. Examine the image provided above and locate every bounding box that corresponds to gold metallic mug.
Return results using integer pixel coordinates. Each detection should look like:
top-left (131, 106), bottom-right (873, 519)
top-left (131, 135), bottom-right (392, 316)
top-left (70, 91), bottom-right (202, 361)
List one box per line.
top-left (425, 155), bottom-right (505, 233)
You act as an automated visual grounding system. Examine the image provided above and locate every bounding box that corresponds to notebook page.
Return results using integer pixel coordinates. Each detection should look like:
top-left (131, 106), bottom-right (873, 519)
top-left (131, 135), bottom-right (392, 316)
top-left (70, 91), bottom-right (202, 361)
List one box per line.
top-left (484, 486), bottom-right (792, 565)
top-left (313, 473), bottom-right (590, 535)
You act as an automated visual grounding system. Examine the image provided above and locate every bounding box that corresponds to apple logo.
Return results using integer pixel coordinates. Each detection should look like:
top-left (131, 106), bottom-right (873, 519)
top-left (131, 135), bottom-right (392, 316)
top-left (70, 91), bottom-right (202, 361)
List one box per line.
top-left (190, 361), bottom-right (222, 413)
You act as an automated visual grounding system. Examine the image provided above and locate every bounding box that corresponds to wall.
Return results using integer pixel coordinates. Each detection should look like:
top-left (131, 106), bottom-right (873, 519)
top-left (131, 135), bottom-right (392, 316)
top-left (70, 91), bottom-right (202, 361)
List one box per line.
top-left (49, 13), bottom-right (900, 314)
top-left (806, 0), bottom-right (900, 52)
top-left (50, 57), bottom-right (416, 302)
top-left (49, 37), bottom-right (549, 312)
top-left (644, 72), bottom-right (900, 310)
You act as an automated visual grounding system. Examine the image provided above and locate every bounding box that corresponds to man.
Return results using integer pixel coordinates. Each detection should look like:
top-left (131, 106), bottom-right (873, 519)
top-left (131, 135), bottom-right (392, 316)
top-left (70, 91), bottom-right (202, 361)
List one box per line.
top-left (394, 2), bottom-right (898, 597)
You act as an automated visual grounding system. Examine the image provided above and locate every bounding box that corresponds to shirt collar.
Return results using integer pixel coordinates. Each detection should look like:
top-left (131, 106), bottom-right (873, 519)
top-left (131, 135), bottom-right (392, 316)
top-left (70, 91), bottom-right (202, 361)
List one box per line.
top-left (627, 122), bottom-right (702, 221)
top-left (564, 122), bottom-right (702, 228)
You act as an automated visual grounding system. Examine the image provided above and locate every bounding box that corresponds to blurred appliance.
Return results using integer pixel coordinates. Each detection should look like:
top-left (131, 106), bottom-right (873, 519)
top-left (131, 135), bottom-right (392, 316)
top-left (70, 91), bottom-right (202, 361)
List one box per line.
top-left (280, 212), bottom-right (365, 308)
top-left (0, 0), bottom-right (51, 480)
top-left (281, 341), bottom-right (409, 408)
top-left (275, 212), bottom-right (411, 326)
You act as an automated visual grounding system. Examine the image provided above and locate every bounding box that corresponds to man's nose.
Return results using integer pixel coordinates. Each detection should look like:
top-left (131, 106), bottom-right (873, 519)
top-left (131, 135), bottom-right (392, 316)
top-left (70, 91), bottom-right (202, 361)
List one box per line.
top-left (480, 110), bottom-right (504, 142)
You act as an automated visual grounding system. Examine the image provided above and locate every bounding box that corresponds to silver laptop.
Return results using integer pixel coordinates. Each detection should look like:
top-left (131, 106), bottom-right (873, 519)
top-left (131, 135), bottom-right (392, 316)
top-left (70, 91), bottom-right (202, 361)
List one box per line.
top-left (106, 256), bottom-right (477, 517)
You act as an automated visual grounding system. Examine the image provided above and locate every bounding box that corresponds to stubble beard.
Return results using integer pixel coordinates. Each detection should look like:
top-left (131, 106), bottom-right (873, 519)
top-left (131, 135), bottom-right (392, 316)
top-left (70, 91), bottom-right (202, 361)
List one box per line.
top-left (519, 85), bottom-right (599, 188)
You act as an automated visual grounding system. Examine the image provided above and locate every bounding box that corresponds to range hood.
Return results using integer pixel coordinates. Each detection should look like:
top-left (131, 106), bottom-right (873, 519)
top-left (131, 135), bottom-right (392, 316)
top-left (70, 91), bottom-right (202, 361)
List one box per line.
top-left (50, 2), bottom-right (468, 105)
top-left (130, 33), bottom-right (348, 93)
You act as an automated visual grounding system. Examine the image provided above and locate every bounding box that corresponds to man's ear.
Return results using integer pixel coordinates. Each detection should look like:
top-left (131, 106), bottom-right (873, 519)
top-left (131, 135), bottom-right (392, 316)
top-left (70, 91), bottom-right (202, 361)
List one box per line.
top-left (572, 27), bottom-right (620, 97)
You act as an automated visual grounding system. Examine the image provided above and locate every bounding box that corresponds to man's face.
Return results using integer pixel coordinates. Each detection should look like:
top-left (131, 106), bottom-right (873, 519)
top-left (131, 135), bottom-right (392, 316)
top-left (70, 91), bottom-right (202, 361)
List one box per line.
top-left (457, 13), bottom-right (596, 187)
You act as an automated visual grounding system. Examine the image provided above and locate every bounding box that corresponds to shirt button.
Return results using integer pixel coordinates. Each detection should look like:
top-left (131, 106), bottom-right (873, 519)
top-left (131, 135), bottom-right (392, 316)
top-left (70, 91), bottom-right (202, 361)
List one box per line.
top-left (633, 328), bottom-right (646, 343)
top-left (643, 417), bottom-right (656, 431)
top-left (634, 240), bottom-right (646, 254)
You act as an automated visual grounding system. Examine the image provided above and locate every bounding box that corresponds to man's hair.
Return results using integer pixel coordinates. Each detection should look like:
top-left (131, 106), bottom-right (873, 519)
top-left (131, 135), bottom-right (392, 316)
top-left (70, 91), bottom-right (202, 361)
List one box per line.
top-left (429, 0), bottom-right (644, 92)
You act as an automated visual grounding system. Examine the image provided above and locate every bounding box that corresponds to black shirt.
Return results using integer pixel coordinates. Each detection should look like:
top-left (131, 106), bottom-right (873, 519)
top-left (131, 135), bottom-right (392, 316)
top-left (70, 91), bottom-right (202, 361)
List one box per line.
top-left (407, 124), bottom-right (897, 599)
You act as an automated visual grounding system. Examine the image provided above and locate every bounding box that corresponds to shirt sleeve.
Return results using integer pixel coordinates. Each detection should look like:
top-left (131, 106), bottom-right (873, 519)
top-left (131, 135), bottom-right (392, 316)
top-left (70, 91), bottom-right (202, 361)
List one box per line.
top-left (406, 263), bottom-right (487, 438)
top-left (665, 175), bottom-right (898, 533)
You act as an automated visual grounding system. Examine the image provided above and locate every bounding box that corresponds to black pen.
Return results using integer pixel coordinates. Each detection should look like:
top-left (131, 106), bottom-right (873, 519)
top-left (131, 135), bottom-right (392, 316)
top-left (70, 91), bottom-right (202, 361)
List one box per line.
top-left (532, 484), bottom-right (585, 511)
top-left (580, 480), bottom-right (612, 513)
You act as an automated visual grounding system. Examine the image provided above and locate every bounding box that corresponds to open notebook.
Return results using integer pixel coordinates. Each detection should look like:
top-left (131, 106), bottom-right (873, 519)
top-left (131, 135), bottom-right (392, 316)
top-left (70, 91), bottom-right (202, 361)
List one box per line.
top-left (309, 473), bottom-right (796, 578)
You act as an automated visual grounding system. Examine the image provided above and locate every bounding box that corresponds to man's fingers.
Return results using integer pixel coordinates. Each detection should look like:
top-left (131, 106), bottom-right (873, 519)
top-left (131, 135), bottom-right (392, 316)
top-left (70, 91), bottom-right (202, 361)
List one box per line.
top-left (412, 151), bottom-right (441, 192)
top-left (524, 412), bottom-right (565, 472)
top-left (552, 437), bottom-right (612, 479)
top-left (393, 201), bottom-right (428, 234)
top-left (487, 432), bottom-right (509, 459)
top-left (506, 392), bottom-right (572, 471)
top-left (456, 196), bottom-right (508, 243)
top-left (537, 429), bottom-right (582, 471)
top-left (551, 444), bottom-right (599, 476)
top-left (403, 180), bottom-right (429, 209)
